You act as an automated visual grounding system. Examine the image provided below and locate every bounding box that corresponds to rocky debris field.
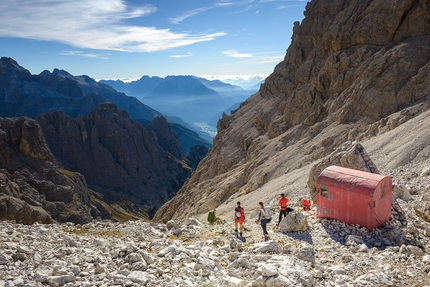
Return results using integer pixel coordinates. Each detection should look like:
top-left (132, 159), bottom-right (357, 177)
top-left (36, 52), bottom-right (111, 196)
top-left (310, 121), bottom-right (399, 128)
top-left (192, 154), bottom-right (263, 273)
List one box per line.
top-left (1, 195), bottom-right (430, 287)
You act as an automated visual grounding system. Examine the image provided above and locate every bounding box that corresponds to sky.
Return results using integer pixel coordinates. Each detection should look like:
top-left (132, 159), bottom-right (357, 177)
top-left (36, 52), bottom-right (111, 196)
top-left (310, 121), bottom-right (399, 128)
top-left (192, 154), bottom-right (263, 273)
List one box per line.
top-left (0, 0), bottom-right (307, 84)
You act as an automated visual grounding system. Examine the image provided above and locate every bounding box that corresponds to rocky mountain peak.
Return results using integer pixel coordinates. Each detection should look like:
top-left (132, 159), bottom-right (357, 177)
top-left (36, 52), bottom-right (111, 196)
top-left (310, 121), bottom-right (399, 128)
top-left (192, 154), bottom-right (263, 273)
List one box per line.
top-left (0, 57), bottom-right (30, 73)
top-left (0, 57), bottom-right (32, 87)
top-left (51, 68), bottom-right (73, 78)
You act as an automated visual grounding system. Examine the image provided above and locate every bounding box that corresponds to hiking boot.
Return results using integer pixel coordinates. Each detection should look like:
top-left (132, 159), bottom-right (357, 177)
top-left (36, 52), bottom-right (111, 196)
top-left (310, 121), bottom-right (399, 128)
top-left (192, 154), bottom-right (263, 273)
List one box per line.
top-left (239, 232), bottom-right (242, 237)
top-left (264, 236), bottom-right (269, 242)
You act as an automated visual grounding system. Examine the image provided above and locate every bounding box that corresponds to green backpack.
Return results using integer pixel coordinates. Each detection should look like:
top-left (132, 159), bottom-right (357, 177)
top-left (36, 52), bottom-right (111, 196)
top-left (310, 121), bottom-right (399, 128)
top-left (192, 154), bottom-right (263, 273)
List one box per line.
top-left (207, 211), bottom-right (216, 223)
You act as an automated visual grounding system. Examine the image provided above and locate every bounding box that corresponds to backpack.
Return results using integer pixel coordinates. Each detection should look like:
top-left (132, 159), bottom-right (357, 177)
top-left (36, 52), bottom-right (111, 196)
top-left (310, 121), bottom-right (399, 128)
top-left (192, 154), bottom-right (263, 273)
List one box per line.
top-left (263, 206), bottom-right (272, 219)
top-left (235, 206), bottom-right (245, 220)
top-left (207, 211), bottom-right (215, 223)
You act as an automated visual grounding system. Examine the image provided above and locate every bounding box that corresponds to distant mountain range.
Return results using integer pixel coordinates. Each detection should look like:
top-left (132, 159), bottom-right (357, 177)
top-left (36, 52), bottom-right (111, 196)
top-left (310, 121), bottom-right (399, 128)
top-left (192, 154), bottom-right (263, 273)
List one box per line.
top-left (0, 58), bottom-right (158, 120)
top-left (100, 75), bottom-right (260, 128)
top-left (0, 57), bottom-right (211, 154)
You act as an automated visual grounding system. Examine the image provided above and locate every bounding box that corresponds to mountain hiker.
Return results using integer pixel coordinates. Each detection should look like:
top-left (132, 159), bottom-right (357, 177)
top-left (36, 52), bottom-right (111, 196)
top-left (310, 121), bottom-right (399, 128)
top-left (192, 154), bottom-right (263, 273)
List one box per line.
top-left (208, 209), bottom-right (223, 224)
top-left (234, 201), bottom-right (245, 237)
top-left (302, 199), bottom-right (311, 211)
top-left (277, 193), bottom-right (289, 227)
top-left (208, 210), bottom-right (216, 224)
top-left (256, 202), bottom-right (269, 241)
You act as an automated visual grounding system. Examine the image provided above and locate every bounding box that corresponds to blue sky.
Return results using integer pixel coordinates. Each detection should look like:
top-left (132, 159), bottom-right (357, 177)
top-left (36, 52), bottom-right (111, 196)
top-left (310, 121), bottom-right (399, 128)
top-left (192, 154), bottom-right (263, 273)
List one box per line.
top-left (0, 0), bottom-right (307, 83)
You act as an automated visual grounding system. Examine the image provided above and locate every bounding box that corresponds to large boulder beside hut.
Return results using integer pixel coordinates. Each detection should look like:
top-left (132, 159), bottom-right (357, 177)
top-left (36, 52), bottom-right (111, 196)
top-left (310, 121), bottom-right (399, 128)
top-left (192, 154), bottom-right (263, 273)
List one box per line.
top-left (279, 211), bottom-right (309, 232)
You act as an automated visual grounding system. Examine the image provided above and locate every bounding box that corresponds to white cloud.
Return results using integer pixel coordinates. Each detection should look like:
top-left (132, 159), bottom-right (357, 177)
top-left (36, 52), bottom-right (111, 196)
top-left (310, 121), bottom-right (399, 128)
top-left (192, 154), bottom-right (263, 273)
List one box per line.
top-left (169, 0), bottom-right (253, 24)
top-left (222, 50), bottom-right (253, 58)
top-left (224, 49), bottom-right (285, 64)
top-left (59, 51), bottom-right (111, 59)
top-left (169, 7), bottom-right (211, 24)
top-left (170, 52), bottom-right (193, 58)
top-left (243, 55), bottom-right (284, 64)
top-left (0, 0), bottom-right (225, 52)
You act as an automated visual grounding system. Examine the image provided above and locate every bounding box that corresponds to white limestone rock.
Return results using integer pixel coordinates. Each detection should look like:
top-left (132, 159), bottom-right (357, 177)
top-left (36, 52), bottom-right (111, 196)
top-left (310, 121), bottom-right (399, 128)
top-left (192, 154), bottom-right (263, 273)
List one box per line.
top-left (186, 217), bottom-right (203, 227)
top-left (127, 271), bottom-right (149, 284)
top-left (252, 240), bottom-right (282, 254)
top-left (293, 246), bottom-right (315, 263)
top-left (279, 211), bottom-right (308, 232)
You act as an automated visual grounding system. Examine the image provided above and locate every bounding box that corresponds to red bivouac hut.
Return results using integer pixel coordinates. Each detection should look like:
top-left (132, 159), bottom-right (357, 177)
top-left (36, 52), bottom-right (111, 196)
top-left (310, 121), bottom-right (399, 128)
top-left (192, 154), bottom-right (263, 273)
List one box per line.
top-left (316, 165), bottom-right (392, 230)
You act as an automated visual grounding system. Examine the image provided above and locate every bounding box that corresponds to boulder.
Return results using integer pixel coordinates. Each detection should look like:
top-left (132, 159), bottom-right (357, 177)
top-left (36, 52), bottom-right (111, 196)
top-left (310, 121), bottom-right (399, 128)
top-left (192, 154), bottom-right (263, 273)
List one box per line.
top-left (251, 240), bottom-right (282, 254)
top-left (279, 211), bottom-right (308, 232)
top-left (0, 195), bottom-right (53, 224)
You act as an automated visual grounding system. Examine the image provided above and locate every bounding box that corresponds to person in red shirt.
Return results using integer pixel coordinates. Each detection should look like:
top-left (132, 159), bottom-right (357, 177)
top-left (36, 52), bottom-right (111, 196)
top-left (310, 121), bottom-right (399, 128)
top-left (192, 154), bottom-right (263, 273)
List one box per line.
top-left (302, 199), bottom-right (311, 211)
top-left (277, 193), bottom-right (289, 227)
top-left (234, 201), bottom-right (245, 237)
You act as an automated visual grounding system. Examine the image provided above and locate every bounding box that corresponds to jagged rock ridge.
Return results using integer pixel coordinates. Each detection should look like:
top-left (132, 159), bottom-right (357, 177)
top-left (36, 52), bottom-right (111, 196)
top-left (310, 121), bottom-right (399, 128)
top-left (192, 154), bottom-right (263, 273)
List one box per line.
top-left (36, 103), bottom-right (192, 218)
top-left (154, 0), bottom-right (430, 222)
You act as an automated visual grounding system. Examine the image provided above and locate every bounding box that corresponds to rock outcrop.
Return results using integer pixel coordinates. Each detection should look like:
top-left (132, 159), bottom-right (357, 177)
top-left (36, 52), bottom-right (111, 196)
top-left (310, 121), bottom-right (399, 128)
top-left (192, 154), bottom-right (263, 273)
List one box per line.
top-left (146, 116), bottom-right (209, 171)
top-left (154, 0), bottom-right (430, 222)
top-left (184, 145), bottom-right (209, 171)
top-left (145, 116), bottom-right (184, 160)
top-left (137, 118), bottom-right (212, 156)
top-left (37, 103), bottom-right (192, 218)
top-left (0, 117), bottom-right (93, 224)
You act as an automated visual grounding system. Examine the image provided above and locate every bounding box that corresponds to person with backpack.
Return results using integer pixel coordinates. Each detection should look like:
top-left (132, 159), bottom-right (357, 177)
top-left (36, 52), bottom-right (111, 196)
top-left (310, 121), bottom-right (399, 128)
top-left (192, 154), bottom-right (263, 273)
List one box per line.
top-left (208, 210), bottom-right (216, 224)
top-left (256, 202), bottom-right (269, 241)
top-left (208, 209), bottom-right (223, 224)
top-left (234, 201), bottom-right (245, 237)
top-left (277, 193), bottom-right (290, 227)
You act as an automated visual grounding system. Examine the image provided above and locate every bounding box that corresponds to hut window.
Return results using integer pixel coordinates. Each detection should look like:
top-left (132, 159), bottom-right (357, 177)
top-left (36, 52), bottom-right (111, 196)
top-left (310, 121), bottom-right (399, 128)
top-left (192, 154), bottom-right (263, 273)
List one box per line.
top-left (320, 184), bottom-right (329, 197)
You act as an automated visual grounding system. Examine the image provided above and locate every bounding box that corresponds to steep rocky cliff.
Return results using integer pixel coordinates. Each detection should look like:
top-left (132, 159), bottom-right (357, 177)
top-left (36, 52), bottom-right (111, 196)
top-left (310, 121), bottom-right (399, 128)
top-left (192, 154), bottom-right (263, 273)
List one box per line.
top-left (154, 0), bottom-right (430, 222)
top-left (37, 103), bottom-right (192, 218)
top-left (0, 117), bottom-right (93, 224)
